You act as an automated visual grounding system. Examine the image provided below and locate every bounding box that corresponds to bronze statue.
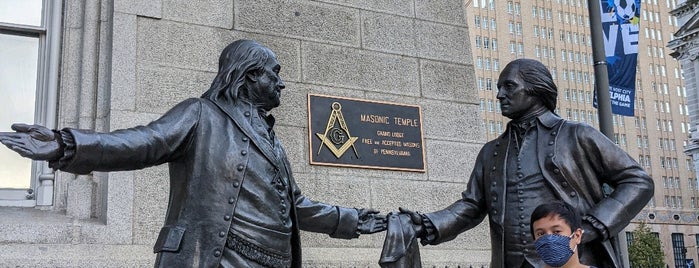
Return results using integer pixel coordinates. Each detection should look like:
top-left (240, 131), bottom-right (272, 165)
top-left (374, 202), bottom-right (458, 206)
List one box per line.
top-left (399, 58), bottom-right (654, 267)
top-left (0, 39), bottom-right (386, 268)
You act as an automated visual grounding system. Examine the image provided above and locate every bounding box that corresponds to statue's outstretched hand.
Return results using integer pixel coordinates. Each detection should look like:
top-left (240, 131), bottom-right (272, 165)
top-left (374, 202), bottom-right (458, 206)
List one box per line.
top-left (0, 123), bottom-right (63, 161)
top-left (357, 208), bottom-right (387, 234)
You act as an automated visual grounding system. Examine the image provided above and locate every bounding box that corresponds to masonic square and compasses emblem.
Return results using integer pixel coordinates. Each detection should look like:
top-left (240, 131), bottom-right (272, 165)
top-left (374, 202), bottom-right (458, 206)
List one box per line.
top-left (315, 102), bottom-right (359, 159)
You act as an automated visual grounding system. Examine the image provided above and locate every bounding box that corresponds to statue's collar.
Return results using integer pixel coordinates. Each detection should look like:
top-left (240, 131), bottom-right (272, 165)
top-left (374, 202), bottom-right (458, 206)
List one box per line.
top-left (508, 110), bottom-right (559, 130)
top-left (238, 99), bottom-right (276, 128)
top-left (537, 111), bottom-right (561, 129)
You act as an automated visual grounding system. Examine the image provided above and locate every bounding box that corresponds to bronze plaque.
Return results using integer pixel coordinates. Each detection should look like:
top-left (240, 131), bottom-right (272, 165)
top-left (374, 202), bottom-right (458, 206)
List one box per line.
top-left (307, 94), bottom-right (425, 172)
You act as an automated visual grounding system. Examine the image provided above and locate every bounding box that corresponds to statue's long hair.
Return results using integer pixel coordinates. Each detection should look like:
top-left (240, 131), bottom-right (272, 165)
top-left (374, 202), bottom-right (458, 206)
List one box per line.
top-left (201, 39), bottom-right (273, 104)
top-left (505, 58), bottom-right (558, 111)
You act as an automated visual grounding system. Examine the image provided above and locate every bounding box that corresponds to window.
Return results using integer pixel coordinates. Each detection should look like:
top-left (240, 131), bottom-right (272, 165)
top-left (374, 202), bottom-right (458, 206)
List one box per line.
top-left (507, 1), bottom-right (513, 13)
top-left (0, 0), bottom-right (62, 206)
top-left (672, 233), bottom-right (686, 267)
top-left (508, 21), bottom-right (514, 33)
top-left (517, 43), bottom-right (523, 55)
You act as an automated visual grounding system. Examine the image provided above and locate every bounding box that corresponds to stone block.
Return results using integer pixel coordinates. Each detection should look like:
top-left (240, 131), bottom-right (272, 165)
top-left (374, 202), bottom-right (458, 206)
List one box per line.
top-left (137, 18), bottom-right (229, 72)
top-left (419, 98), bottom-right (485, 143)
top-left (271, 83), bottom-right (313, 130)
top-left (131, 167), bottom-right (169, 245)
top-left (78, 171), bottom-right (135, 244)
top-left (0, 244), bottom-right (154, 267)
top-left (314, 0), bottom-right (414, 16)
top-left (109, 110), bottom-right (161, 131)
top-left (235, 0), bottom-right (360, 46)
top-left (137, 20), bottom-right (302, 83)
top-left (59, 28), bottom-right (85, 124)
top-left (114, 0), bottom-right (162, 18)
top-left (66, 175), bottom-right (94, 219)
top-left (162, 0), bottom-right (232, 28)
top-left (415, 20), bottom-right (471, 64)
top-left (275, 125), bottom-right (308, 167)
top-left (425, 139), bottom-right (480, 183)
top-left (363, 92), bottom-right (420, 106)
top-left (295, 173), bottom-right (372, 208)
top-left (420, 60), bottom-right (476, 102)
top-left (63, 0), bottom-right (84, 29)
top-left (0, 208), bottom-right (73, 244)
top-left (371, 179), bottom-right (441, 213)
top-left (302, 42), bottom-right (420, 96)
top-left (415, 0), bottom-right (467, 26)
top-left (420, 248), bottom-right (491, 265)
top-left (135, 64), bottom-right (216, 114)
top-left (111, 13), bottom-right (138, 112)
top-left (361, 11), bottom-right (416, 56)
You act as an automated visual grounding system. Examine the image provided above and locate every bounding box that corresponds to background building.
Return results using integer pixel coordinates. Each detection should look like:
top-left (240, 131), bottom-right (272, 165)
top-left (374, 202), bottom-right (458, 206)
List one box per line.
top-left (0, 0), bottom-right (492, 266)
top-left (671, 0), bottom-right (699, 265)
top-left (466, 0), bottom-right (697, 266)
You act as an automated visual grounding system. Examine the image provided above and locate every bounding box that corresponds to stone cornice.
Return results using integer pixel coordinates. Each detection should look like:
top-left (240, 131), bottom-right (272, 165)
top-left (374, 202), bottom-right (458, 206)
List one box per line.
top-left (670, 0), bottom-right (699, 16)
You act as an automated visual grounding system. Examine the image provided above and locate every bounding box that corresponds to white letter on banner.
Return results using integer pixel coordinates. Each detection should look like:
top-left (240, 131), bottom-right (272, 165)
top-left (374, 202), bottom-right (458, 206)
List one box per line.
top-left (603, 26), bottom-right (619, 57)
top-left (620, 24), bottom-right (639, 54)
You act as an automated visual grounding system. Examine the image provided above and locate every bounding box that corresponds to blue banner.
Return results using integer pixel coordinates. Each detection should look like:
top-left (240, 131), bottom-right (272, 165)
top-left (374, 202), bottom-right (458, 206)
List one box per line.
top-left (593, 0), bottom-right (640, 116)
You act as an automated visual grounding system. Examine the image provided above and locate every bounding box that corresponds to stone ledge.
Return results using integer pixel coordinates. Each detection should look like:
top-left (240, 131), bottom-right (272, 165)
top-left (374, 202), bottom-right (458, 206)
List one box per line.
top-left (0, 243), bottom-right (491, 267)
top-left (0, 244), bottom-right (153, 267)
top-left (0, 206), bottom-right (132, 245)
top-left (302, 247), bottom-right (491, 267)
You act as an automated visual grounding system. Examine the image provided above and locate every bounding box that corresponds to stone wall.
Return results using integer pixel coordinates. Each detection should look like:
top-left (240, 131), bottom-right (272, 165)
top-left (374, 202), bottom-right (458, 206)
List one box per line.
top-left (0, 0), bottom-right (490, 266)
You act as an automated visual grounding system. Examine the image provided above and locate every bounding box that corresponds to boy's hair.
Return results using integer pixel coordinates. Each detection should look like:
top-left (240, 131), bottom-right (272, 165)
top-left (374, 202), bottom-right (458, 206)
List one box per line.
top-left (530, 201), bottom-right (582, 238)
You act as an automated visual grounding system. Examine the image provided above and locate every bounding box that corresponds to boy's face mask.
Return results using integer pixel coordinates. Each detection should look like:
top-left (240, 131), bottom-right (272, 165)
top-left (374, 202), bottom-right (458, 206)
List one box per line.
top-left (534, 232), bottom-right (577, 267)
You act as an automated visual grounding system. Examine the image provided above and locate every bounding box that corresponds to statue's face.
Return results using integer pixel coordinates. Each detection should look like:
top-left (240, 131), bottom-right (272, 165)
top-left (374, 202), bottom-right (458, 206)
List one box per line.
top-left (247, 55), bottom-right (285, 111)
top-left (496, 65), bottom-right (543, 120)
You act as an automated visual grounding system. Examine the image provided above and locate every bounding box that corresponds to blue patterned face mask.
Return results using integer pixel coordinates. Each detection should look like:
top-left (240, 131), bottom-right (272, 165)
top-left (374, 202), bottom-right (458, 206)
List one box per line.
top-left (534, 233), bottom-right (576, 267)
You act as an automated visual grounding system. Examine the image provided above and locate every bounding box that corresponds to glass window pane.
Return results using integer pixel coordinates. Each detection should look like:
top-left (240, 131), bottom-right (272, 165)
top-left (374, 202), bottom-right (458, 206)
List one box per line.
top-left (0, 33), bottom-right (39, 189)
top-left (0, 0), bottom-right (43, 26)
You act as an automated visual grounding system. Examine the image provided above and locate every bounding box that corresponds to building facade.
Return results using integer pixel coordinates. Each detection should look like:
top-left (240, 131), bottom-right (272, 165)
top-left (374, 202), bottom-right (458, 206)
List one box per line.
top-left (0, 0), bottom-right (492, 267)
top-left (467, 0), bottom-right (698, 267)
top-left (671, 0), bottom-right (699, 265)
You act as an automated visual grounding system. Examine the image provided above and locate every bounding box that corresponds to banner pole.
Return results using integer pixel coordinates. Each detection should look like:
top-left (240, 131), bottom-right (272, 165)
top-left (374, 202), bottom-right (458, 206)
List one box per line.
top-left (588, 0), bottom-right (615, 140)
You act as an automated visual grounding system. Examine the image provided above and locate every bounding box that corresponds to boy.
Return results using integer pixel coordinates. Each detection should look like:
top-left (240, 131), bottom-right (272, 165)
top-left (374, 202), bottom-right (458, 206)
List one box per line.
top-left (530, 202), bottom-right (596, 268)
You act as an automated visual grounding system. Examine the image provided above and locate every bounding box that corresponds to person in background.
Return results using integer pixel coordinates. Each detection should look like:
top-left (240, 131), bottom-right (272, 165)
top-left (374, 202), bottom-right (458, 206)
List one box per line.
top-left (530, 201), bottom-right (596, 268)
